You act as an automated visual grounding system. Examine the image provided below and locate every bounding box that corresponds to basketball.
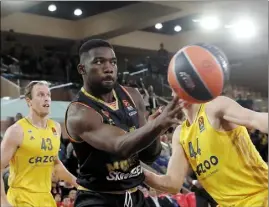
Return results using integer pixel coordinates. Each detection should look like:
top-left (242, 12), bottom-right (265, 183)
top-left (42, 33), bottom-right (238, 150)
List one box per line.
top-left (168, 44), bottom-right (229, 103)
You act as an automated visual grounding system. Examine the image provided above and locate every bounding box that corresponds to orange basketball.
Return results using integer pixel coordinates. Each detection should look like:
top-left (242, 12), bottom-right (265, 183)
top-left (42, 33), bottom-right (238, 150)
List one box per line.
top-left (168, 44), bottom-right (229, 103)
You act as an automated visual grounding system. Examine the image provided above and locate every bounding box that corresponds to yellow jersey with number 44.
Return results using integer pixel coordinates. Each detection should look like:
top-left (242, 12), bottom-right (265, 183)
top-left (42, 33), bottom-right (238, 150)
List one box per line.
top-left (179, 104), bottom-right (268, 207)
top-left (8, 118), bottom-right (60, 193)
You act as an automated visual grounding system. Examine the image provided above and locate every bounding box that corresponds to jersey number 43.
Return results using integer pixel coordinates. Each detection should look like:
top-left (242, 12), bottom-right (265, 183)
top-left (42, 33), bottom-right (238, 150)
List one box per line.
top-left (41, 138), bottom-right (53, 151)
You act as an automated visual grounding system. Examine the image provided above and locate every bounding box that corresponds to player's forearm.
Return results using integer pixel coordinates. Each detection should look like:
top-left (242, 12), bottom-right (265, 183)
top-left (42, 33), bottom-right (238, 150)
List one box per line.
top-left (144, 170), bottom-right (181, 194)
top-left (117, 119), bottom-right (166, 159)
top-left (54, 161), bottom-right (78, 188)
top-left (138, 138), bottom-right (162, 164)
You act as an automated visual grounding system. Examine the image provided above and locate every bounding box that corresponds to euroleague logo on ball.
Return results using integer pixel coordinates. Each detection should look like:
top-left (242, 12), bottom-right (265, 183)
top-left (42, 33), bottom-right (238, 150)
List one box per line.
top-left (178, 71), bottom-right (196, 91)
top-left (202, 60), bottom-right (214, 72)
top-left (202, 60), bottom-right (213, 68)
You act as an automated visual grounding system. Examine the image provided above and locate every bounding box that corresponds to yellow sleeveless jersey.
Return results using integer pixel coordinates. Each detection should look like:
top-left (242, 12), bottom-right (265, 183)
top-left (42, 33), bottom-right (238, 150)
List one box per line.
top-left (8, 118), bottom-right (60, 193)
top-left (179, 104), bottom-right (268, 207)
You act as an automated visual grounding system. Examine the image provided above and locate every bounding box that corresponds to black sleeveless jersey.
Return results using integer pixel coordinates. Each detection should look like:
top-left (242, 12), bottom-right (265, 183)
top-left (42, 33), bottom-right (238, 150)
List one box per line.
top-left (66, 84), bottom-right (145, 192)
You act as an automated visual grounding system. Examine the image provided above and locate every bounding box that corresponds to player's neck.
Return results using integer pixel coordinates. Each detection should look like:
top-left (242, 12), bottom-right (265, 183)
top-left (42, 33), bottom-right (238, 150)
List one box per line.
top-left (99, 92), bottom-right (115, 103)
top-left (183, 104), bottom-right (201, 124)
top-left (27, 111), bottom-right (48, 129)
top-left (83, 85), bottom-right (115, 103)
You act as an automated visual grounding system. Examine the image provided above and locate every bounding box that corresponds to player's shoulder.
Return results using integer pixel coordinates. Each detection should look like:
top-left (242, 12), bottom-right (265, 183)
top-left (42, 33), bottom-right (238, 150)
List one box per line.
top-left (123, 86), bottom-right (144, 106)
top-left (172, 125), bottom-right (182, 141)
top-left (210, 96), bottom-right (232, 105)
top-left (206, 96), bottom-right (233, 113)
top-left (54, 121), bottom-right (61, 129)
top-left (2, 122), bottom-right (24, 144)
top-left (7, 122), bottom-right (23, 135)
top-left (66, 101), bottom-right (103, 129)
top-left (124, 86), bottom-right (141, 98)
top-left (123, 86), bottom-right (137, 92)
top-left (68, 101), bottom-right (93, 115)
top-left (51, 119), bottom-right (60, 127)
top-left (50, 119), bottom-right (61, 134)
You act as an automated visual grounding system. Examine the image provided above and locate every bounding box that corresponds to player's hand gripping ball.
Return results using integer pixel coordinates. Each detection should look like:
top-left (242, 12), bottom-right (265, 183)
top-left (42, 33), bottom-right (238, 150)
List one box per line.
top-left (168, 43), bottom-right (230, 103)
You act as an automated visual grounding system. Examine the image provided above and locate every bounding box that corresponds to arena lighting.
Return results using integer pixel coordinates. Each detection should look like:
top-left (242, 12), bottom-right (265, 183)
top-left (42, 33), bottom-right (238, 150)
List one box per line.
top-left (174, 25), bottom-right (182, 32)
top-left (48, 4), bottom-right (57, 12)
top-left (74, 8), bottom-right (82, 16)
top-left (224, 24), bottom-right (234, 29)
top-left (155, 23), bottom-right (163, 30)
top-left (2, 97), bottom-right (10, 100)
top-left (192, 19), bottom-right (201, 23)
top-left (232, 19), bottom-right (256, 38)
top-left (200, 17), bottom-right (220, 30)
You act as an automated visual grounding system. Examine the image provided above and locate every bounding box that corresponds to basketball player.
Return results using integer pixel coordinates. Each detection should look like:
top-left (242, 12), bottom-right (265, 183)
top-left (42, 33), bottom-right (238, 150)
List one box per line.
top-left (1, 81), bottom-right (78, 207)
top-left (64, 39), bottom-right (182, 207)
top-left (144, 95), bottom-right (268, 207)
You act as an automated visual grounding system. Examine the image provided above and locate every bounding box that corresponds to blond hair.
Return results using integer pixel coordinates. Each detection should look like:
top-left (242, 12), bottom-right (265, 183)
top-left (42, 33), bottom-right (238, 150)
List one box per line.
top-left (24, 80), bottom-right (50, 99)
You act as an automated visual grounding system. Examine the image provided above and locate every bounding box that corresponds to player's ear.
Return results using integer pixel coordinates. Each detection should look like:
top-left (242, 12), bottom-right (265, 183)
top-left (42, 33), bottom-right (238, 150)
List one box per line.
top-left (25, 97), bottom-right (31, 107)
top-left (77, 64), bottom-right (86, 75)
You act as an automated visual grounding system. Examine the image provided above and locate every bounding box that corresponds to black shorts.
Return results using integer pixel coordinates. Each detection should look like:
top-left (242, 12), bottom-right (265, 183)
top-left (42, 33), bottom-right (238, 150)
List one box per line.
top-left (74, 189), bottom-right (149, 207)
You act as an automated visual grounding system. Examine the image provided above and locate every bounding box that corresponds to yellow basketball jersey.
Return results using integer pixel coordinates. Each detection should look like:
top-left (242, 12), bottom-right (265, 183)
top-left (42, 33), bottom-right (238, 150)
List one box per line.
top-left (180, 104), bottom-right (268, 207)
top-left (8, 118), bottom-right (60, 193)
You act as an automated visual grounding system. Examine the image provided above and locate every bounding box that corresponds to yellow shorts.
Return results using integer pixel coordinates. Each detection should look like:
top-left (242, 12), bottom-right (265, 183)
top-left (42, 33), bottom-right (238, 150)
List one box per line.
top-left (7, 187), bottom-right (56, 207)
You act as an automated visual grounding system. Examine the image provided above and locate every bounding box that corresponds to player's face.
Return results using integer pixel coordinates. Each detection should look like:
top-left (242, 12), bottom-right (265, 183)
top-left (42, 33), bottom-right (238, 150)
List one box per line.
top-left (28, 84), bottom-right (51, 117)
top-left (83, 47), bottom-right (117, 93)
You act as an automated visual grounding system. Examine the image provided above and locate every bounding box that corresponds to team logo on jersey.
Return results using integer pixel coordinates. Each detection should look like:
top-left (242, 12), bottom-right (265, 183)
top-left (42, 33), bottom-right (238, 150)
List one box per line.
top-left (123, 100), bottom-right (130, 107)
top-left (122, 100), bottom-right (137, 116)
top-left (129, 111), bottom-right (137, 117)
top-left (30, 136), bottom-right (35, 140)
top-left (123, 100), bottom-right (134, 111)
top-left (28, 130), bottom-right (32, 133)
top-left (52, 127), bottom-right (57, 136)
top-left (198, 116), bottom-right (205, 132)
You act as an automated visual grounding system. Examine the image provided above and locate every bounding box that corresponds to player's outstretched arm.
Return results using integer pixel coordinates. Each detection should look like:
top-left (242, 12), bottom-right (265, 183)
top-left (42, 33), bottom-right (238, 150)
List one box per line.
top-left (143, 126), bottom-right (190, 194)
top-left (1, 124), bottom-right (23, 207)
top-left (213, 96), bottom-right (268, 133)
top-left (66, 96), bottom-right (182, 159)
top-left (53, 122), bottom-right (78, 188)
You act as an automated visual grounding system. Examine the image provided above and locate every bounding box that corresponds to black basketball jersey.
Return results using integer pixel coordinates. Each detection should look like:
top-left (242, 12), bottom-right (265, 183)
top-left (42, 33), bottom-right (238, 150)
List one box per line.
top-left (65, 84), bottom-right (145, 192)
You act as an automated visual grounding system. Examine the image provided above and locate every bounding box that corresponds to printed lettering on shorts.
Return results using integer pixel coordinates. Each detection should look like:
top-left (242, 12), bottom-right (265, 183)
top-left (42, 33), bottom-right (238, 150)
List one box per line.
top-left (105, 156), bottom-right (142, 181)
top-left (188, 137), bottom-right (219, 179)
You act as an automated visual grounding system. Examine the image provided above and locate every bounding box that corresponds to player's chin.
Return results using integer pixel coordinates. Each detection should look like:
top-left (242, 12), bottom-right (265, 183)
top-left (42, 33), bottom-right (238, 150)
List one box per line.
top-left (40, 110), bottom-right (50, 117)
top-left (101, 82), bottom-right (116, 91)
